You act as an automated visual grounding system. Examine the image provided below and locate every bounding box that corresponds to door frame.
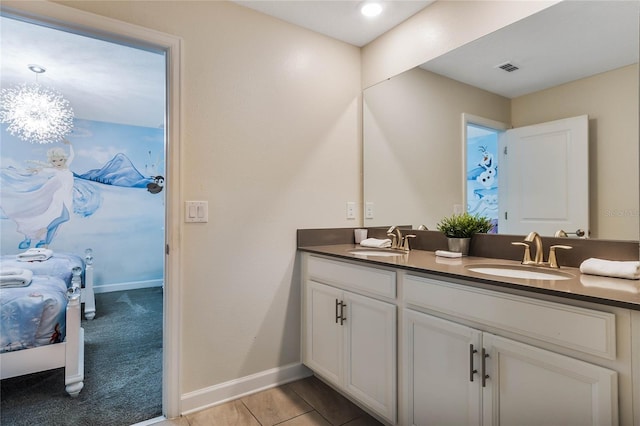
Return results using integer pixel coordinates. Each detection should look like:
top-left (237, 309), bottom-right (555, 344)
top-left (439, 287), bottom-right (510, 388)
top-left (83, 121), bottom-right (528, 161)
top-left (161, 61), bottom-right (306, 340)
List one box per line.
top-left (0, 1), bottom-right (183, 419)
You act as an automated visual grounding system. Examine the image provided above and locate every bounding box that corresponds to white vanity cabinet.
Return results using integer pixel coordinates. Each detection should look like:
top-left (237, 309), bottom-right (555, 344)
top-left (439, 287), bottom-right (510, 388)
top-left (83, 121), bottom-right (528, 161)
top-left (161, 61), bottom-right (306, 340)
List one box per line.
top-left (300, 250), bottom-right (637, 425)
top-left (403, 274), bottom-right (619, 426)
top-left (405, 309), bottom-right (618, 425)
top-left (302, 254), bottom-right (397, 423)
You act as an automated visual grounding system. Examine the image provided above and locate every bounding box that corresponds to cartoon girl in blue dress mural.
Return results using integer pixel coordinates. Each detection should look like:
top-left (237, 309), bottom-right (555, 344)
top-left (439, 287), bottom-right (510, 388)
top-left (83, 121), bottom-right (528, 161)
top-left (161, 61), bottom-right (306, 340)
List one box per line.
top-left (1, 140), bottom-right (75, 249)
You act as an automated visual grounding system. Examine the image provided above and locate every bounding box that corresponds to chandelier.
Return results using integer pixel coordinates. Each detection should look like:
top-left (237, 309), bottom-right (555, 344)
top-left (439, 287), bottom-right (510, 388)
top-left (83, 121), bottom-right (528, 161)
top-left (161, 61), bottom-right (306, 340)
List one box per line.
top-left (0, 64), bottom-right (74, 144)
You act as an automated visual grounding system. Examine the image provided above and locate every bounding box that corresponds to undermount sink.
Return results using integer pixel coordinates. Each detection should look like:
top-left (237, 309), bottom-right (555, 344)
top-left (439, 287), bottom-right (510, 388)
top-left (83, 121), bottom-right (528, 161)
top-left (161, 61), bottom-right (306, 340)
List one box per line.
top-left (348, 249), bottom-right (406, 257)
top-left (466, 264), bottom-right (574, 281)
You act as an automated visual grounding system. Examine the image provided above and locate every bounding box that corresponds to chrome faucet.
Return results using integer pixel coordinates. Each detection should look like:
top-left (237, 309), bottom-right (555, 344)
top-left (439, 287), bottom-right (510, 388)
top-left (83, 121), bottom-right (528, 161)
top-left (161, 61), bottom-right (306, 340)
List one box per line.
top-left (512, 231), bottom-right (572, 268)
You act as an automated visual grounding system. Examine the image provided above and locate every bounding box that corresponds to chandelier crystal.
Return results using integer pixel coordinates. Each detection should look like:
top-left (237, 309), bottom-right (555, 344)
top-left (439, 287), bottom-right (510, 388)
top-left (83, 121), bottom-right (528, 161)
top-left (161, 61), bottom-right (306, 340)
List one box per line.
top-left (0, 65), bottom-right (74, 144)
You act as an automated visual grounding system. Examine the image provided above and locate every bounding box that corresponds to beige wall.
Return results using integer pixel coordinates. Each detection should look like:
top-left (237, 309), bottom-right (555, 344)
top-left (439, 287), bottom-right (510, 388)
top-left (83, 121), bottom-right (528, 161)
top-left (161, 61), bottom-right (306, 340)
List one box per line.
top-left (512, 64), bottom-right (639, 240)
top-left (9, 0), bottom-right (635, 414)
top-left (54, 0), bottom-right (361, 395)
top-left (364, 67), bottom-right (510, 228)
top-left (361, 0), bottom-right (558, 88)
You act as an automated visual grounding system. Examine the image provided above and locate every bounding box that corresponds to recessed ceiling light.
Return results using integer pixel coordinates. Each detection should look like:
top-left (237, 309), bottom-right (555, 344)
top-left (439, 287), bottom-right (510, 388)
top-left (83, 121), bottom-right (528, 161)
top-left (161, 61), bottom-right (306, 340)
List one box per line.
top-left (361, 2), bottom-right (383, 18)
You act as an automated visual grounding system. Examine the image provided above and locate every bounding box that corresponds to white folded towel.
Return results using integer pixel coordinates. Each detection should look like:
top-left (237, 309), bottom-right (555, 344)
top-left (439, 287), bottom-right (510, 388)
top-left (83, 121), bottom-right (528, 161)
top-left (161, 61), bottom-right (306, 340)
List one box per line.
top-left (17, 248), bottom-right (53, 262)
top-left (579, 258), bottom-right (640, 280)
top-left (435, 250), bottom-right (463, 258)
top-left (360, 238), bottom-right (392, 248)
top-left (0, 268), bottom-right (33, 287)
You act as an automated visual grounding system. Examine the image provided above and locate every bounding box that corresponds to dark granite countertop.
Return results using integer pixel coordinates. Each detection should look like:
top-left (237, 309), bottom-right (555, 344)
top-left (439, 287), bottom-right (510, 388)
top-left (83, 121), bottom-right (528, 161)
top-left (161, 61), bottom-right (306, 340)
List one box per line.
top-left (299, 244), bottom-right (640, 311)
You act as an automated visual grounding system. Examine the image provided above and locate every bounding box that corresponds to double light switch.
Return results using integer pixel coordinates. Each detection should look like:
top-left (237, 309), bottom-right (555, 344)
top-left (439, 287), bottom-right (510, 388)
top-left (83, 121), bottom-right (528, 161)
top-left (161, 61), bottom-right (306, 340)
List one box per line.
top-left (185, 201), bottom-right (208, 223)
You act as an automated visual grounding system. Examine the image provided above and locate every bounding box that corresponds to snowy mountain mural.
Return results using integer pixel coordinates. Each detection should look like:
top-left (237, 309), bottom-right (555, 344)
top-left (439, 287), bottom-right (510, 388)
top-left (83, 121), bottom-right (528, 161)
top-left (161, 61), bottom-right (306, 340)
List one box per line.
top-left (75, 153), bottom-right (154, 188)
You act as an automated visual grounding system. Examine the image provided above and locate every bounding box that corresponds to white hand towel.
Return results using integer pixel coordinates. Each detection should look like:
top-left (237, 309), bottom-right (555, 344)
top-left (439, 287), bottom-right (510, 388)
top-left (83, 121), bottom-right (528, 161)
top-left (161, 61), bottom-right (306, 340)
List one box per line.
top-left (0, 268), bottom-right (33, 287)
top-left (435, 250), bottom-right (463, 258)
top-left (1, 267), bottom-right (24, 276)
top-left (360, 238), bottom-right (392, 248)
top-left (17, 248), bottom-right (53, 262)
top-left (579, 258), bottom-right (640, 280)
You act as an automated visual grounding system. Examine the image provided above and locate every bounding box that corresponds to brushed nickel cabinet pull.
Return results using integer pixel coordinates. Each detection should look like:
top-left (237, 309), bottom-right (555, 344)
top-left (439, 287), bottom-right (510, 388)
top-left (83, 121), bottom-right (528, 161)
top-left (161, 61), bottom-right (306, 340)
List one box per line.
top-left (470, 344), bottom-right (478, 382)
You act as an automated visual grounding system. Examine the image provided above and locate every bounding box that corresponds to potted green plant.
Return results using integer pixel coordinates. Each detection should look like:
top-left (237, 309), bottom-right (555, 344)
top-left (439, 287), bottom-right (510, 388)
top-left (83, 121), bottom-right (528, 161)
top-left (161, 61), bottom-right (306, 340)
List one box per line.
top-left (436, 212), bottom-right (493, 255)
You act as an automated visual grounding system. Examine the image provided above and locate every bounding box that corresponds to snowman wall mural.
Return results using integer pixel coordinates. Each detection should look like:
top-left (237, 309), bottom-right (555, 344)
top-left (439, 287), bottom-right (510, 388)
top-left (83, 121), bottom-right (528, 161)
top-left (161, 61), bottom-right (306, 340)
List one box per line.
top-left (466, 128), bottom-right (500, 232)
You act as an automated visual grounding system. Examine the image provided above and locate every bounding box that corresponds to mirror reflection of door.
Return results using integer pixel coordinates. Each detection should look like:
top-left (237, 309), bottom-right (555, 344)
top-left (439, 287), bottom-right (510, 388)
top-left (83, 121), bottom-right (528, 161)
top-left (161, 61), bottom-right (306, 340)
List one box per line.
top-left (498, 115), bottom-right (589, 236)
top-left (465, 114), bottom-right (589, 236)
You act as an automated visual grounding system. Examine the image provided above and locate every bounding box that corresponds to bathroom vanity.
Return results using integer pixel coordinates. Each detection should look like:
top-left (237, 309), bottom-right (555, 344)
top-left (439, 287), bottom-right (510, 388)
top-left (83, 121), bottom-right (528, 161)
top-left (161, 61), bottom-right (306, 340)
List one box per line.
top-left (298, 236), bottom-right (640, 426)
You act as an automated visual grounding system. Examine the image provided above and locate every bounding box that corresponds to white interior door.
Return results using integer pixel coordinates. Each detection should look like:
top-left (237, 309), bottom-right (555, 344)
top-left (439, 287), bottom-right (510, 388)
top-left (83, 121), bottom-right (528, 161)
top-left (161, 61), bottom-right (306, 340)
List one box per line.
top-left (498, 115), bottom-right (588, 236)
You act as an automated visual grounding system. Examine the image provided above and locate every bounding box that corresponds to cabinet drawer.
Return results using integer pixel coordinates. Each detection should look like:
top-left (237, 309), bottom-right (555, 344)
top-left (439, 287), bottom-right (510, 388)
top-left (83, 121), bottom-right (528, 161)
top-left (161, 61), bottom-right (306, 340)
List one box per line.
top-left (404, 274), bottom-right (616, 360)
top-left (307, 255), bottom-right (396, 299)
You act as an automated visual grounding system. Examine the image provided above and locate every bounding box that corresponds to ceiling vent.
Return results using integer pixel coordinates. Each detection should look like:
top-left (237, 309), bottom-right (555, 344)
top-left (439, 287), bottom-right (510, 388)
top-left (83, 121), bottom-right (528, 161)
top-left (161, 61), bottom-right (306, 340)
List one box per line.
top-left (497, 62), bottom-right (519, 72)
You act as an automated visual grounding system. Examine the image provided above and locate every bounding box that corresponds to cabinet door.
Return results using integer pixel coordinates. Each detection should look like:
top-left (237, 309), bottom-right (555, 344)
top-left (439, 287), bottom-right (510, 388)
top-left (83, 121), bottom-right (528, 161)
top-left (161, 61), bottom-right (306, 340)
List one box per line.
top-left (344, 291), bottom-right (397, 423)
top-left (404, 309), bottom-right (483, 426)
top-left (304, 280), bottom-right (343, 386)
top-left (482, 333), bottom-right (618, 426)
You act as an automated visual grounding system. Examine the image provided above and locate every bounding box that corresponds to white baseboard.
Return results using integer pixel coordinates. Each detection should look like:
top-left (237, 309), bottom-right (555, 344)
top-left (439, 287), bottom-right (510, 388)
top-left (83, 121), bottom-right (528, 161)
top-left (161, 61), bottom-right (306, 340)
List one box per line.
top-left (130, 416), bottom-right (166, 426)
top-left (180, 362), bottom-right (313, 415)
top-left (93, 279), bottom-right (163, 294)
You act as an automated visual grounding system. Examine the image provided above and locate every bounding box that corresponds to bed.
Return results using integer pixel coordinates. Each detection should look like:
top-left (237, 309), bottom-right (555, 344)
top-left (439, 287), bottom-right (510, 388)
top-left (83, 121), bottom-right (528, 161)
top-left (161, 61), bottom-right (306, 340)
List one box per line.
top-left (0, 250), bottom-right (94, 397)
top-left (0, 250), bottom-right (96, 320)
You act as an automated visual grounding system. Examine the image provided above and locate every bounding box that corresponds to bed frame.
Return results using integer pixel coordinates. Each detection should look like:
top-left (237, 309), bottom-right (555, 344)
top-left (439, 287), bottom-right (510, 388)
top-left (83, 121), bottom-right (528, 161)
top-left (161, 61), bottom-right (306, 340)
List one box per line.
top-left (81, 252), bottom-right (96, 320)
top-left (0, 261), bottom-right (91, 397)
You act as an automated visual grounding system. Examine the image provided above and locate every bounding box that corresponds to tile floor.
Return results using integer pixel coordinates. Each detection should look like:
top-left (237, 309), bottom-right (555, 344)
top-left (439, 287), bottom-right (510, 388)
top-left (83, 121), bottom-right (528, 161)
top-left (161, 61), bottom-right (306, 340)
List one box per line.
top-left (156, 375), bottom-right (383, 426)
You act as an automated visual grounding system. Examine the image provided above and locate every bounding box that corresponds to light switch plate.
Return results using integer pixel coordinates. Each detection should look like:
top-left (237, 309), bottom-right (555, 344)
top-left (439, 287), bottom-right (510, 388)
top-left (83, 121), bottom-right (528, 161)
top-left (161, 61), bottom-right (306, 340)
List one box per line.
top-left (365, 202), bottom-right (374, 219)
top-left (346, 202), bottom-right (356, 219)
top-left (185, 201), bottom-right (208, 223)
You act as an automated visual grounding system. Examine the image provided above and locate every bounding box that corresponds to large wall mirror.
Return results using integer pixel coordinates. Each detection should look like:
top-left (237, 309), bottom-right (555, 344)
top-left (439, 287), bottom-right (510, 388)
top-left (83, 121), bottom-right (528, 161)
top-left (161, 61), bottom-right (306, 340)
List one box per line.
top-left (363, 0), bottom-right (639, 241)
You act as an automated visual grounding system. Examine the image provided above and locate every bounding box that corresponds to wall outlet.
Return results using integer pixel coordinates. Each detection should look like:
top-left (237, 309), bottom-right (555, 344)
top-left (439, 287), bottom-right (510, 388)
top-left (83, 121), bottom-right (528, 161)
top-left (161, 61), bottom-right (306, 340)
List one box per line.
top-left (346, 202), bottom-right (356, 219)
top-left (365, 202), bottom-right (374, 219)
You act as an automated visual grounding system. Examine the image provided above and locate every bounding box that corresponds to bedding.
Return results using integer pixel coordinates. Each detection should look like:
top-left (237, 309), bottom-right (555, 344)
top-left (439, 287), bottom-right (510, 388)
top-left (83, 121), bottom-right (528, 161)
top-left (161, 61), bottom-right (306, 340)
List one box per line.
top-left (0, 275), bottom-right (68, 353)
top-left (0, 251), bottom-right (90, 397)
top-left (0, 252), bottom-right (84, 289)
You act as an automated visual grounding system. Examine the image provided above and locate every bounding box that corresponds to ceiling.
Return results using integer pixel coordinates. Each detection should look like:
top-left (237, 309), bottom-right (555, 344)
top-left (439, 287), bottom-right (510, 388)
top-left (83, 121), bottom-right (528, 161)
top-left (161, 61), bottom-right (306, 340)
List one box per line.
top-left (421, 0), bottom-right (639, 99)
top-left (0, 15), bottom-right (167, 129)
top-left (231, 0), bottom-right (434, 47)
top-left (1, 1), bottom-right (638, 128)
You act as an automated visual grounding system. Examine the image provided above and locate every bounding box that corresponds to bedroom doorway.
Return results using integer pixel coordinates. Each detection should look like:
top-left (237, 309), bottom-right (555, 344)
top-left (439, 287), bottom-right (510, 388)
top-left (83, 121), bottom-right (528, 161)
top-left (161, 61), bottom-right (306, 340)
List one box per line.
top-left (462, 113), bottom-right (507, 234)
top-left (0, 2), bottom-right (181, 422)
